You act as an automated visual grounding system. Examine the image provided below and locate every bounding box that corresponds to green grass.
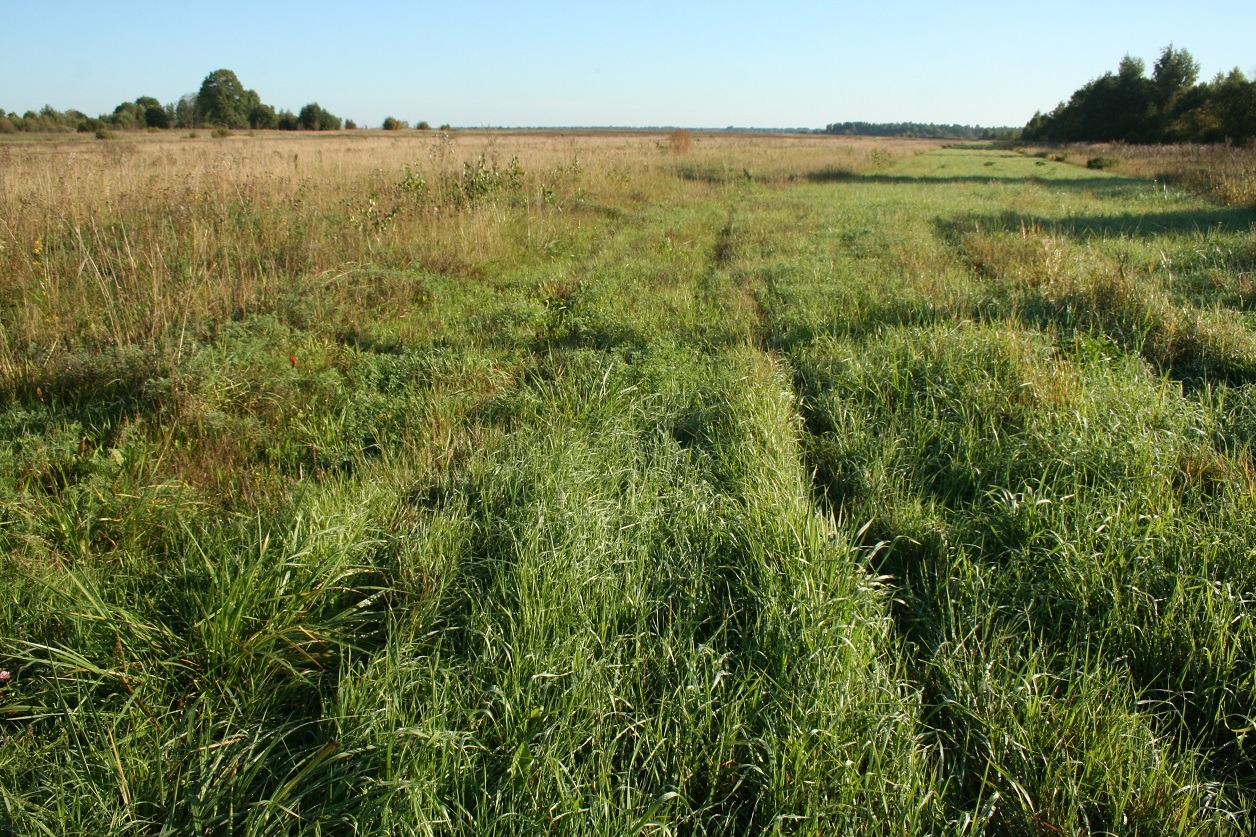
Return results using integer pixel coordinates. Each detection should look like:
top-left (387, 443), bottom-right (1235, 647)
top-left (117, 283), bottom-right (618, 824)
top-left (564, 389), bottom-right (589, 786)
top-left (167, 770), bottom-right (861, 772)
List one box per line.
top-left (3, 139), bottom-right (1256, 833)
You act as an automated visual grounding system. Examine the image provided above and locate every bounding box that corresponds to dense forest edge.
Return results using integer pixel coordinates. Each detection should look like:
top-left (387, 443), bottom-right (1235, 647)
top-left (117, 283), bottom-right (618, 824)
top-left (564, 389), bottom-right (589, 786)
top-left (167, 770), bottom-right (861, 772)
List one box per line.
top-left (1024, 45), bottom-right (1256, 145)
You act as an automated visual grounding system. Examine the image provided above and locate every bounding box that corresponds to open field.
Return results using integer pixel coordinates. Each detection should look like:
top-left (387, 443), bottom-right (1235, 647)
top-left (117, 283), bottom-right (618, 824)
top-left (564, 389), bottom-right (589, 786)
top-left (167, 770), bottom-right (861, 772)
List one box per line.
top-left (2, 131), bottom-right (1255, 833)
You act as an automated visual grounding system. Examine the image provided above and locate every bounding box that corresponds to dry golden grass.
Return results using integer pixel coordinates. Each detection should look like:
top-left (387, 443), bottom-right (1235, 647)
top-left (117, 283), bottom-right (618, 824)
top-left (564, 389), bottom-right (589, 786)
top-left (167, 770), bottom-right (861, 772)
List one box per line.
top-left (0, 130), bottom-right (937, 382)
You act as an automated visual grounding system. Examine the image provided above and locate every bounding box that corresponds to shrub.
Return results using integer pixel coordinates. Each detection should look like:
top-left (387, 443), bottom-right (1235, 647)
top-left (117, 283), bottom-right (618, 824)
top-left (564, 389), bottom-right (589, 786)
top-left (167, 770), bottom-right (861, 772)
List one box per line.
top-left (417, 121), bottom-right (432, 130)
top-left (382, 117), bottom-right (407, 131)
top-left (94, 127), bottom-right (115, 140)
top-left (212, 127), bottom-right (234, 139)
top-left (1087, 156), bottom-right (1117, 170)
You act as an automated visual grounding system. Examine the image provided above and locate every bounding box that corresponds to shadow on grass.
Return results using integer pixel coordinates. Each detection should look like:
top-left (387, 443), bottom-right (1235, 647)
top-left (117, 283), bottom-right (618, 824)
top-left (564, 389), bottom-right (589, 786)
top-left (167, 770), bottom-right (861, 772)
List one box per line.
top-left (676, 163), bottom-right (763, 184)
top-left (1, 346), bottom-right (168, 437)
top-left (805, 167), bottom-right (862, 183)
top-left (810, 167), bottom-right (1150, 188)
top-left (939, 207), bottom-right (1256, 242)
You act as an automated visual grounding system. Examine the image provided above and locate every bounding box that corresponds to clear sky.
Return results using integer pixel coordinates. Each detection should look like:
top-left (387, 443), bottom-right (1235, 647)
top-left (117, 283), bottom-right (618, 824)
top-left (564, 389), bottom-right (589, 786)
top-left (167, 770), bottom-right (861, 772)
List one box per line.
top-left (3, 1), bottom-right (1254, 129)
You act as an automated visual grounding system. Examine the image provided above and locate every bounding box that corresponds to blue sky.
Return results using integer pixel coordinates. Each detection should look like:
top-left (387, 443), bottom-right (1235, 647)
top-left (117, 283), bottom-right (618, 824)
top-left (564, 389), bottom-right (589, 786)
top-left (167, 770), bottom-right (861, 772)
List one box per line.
top-left (3, 1), bottom-right (1254, 128)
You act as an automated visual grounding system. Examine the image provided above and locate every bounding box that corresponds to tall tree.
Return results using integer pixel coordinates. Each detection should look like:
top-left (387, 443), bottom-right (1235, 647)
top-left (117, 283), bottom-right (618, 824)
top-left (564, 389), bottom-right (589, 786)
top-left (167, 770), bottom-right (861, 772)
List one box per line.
top-left (1152, 45), bottom-right (1200, 101)
top-left (174, 93), bottom-right (198, 128)
top-left (196, 69), bottom-right (250, 128)
top-left (1207, 68), bottom-right (1256, 145)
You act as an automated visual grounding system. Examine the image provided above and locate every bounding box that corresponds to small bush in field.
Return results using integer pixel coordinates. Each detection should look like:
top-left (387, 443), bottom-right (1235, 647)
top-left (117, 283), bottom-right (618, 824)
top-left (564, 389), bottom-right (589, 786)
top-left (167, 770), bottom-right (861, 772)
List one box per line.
top-left (1086, 156), bottom-right (1117, 170)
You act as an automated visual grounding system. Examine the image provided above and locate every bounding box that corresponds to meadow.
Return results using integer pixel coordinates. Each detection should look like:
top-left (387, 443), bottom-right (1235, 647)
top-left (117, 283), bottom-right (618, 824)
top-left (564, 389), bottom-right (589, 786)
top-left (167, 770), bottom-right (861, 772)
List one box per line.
top-left (1, 129), bottom-right (1254, 834)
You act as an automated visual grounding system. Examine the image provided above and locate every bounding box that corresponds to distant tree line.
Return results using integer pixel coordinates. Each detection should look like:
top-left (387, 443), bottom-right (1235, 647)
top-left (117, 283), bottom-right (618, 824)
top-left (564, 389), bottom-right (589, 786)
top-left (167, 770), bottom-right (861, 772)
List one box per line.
top-left (382, 118), bottom-right (434, 131)
top-left (823, 122), bottom-right (1017, 140)
top-left (0, 69), bottom-right (351, 134)
top-left (1023, 46), bottom-right (1256, 145)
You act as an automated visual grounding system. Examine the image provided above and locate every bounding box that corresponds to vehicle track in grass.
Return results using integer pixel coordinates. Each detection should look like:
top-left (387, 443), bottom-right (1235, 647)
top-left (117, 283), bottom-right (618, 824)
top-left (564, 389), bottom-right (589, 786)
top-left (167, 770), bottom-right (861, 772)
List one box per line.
top-left (4, 138), bottom-right (1253, 832)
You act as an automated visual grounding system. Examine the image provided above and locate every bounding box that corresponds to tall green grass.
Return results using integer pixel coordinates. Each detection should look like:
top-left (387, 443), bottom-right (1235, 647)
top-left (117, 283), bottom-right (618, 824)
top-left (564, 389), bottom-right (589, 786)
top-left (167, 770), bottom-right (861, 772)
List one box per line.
top-left (761, 148), bottom-right (1256, 831)
top-left (3, 136), bottom-right (1255, 832)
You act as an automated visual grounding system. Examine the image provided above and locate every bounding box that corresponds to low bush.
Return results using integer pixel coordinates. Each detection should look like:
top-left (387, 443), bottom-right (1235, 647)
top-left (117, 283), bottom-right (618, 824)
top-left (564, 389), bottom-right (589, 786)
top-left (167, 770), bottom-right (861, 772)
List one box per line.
top-left (669, 128), bottom-right (693, 154)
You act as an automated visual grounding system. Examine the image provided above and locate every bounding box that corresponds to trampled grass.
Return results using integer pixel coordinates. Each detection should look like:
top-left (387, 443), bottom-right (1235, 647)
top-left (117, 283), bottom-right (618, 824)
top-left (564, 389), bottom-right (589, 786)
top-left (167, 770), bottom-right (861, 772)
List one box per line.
top-left (1, 131), bottom-right (1255, 833)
